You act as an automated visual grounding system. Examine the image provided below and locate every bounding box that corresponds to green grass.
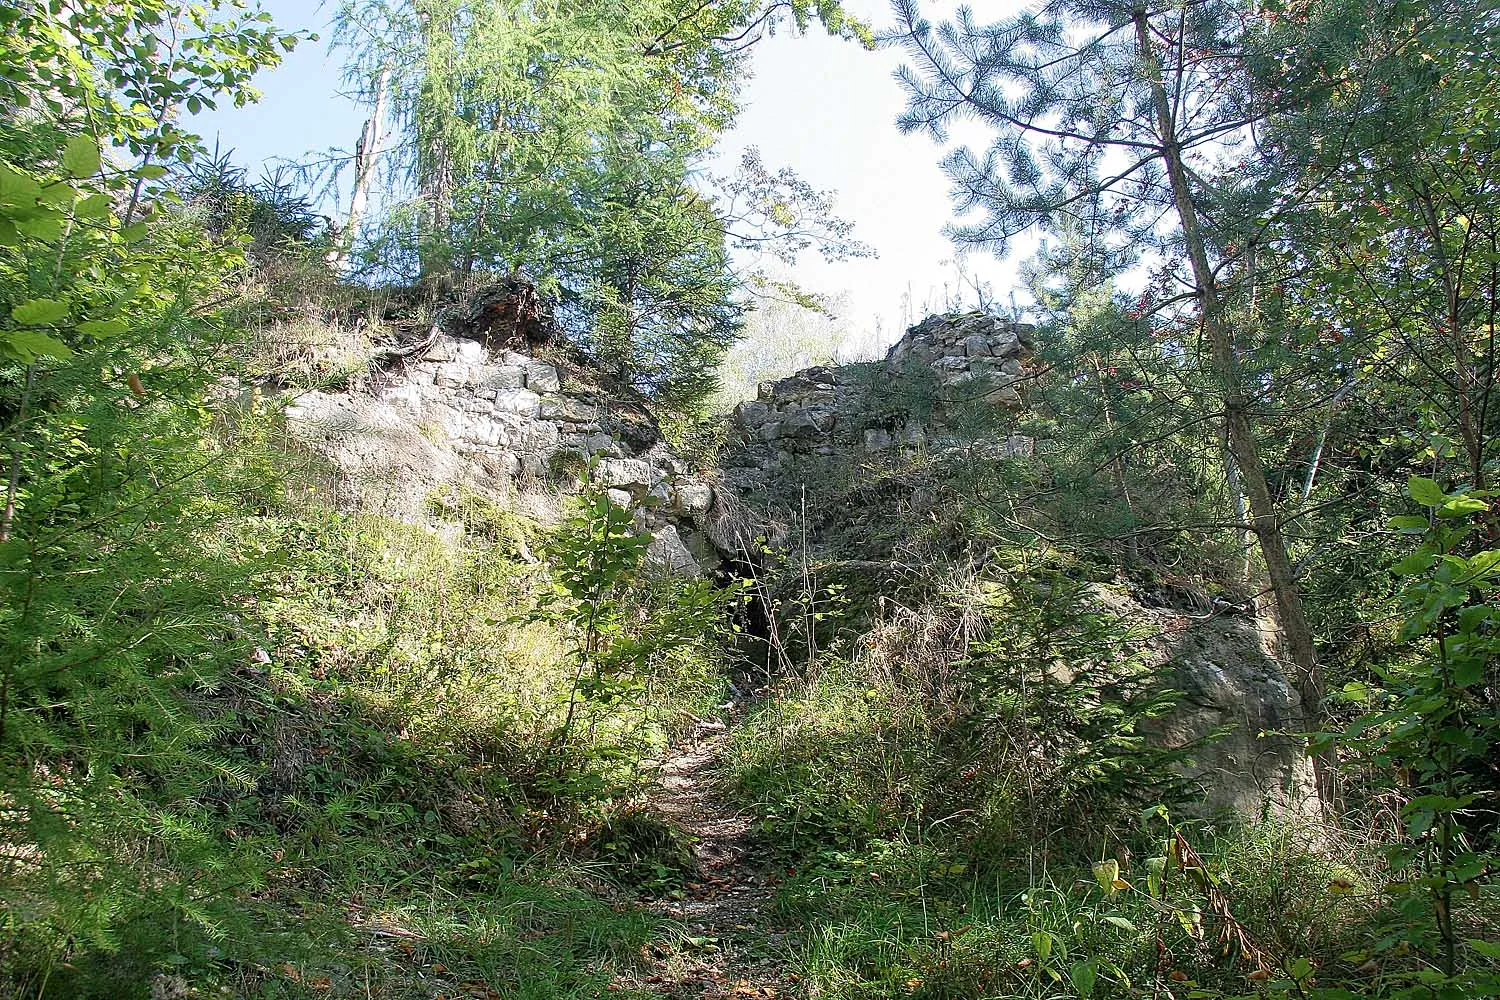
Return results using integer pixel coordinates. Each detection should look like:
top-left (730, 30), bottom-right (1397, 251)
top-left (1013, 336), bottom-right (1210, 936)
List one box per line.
top-left (0, 478), bottom-right (729, 999)
top-left (726, 659), bottom-right (941, 853)
top-left (5, 401), bottom-right (1497, 1000)
top-left (747, 823), bottom-right (1448, 1000)
top-left (718, 620), bottom-right (1500, 1000)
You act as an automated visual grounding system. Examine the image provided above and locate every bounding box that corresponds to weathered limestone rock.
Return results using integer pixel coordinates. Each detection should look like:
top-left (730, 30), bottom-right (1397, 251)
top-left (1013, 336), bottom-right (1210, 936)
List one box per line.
top-left (646, 524), bottom-right (700, 576)
top-left (283, 322), bottom-right (723, 566)
top-left (673, 481), bottom-right (714, 516)
top-left (722, 311), bottom-right (1037, 471)
top-left (485, 366), bottom-right (526, 391)
top-left (524, 362), bottom-right (560, 393)
top-left (596, 457), bottom-right (654, 491)
top-left (286, 301), bottom-right (1314, 819)
top-left (1090, 586), bottom-right (1317, 817)
top-left (494, 389), bottom-right (542, 415)
top-left (734, 400), bottom-right (770, 428)
top-left (710, 309), bottom-right (1315, 818)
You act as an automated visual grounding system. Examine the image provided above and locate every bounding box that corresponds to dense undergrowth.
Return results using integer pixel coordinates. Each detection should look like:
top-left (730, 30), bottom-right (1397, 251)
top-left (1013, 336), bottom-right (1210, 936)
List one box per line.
top-left (3, 242), bottom-right (1495, 997)
top-left (725, 622), bottom-right (1497, 999)
top-left (709, 437), bottom-right (1500, 998)
top-left (6, 1), bottom-right (1500, 998)
top-left (0, 396), bottom-right (739, 996)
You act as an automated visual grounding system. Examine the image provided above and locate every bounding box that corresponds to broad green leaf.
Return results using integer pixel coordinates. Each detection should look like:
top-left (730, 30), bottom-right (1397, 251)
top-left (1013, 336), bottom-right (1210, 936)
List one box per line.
top-left (74, 193), bottom-right (113, 219)
top-left (3, 328), bottom-right (73, 361)
top-left (38, 181), bottom-right (77, 208)
top-left (1409, 476), bottom-right (1448, 506)
top-left (1392, 548), bottom-right (1436, 575)
top-left (1465, 550), bottom-right (1500, 578)
top-left (62, 134), bottom-right (101, 178)
top-left (1070, 959), bottom-right (1098, 998)
top-left (1438, 497), bottom-right (1489, 518)
top-left (15, 212), bottom-right (62, 240)
top-left (10, 298), bottom-right (69, 325)
top-left (1458, 605), bottom-right (1495, 633)
top-left (78, 317), bottom-right (129, 338)
top-left (0, 162), bottom-right (42, 210)
top-left (136, 164), bottom-right (169, 180)
top-left (1387, 514), bottom-right (1429, 532)
top-left (1452, 658), bottom-right (1484, 687)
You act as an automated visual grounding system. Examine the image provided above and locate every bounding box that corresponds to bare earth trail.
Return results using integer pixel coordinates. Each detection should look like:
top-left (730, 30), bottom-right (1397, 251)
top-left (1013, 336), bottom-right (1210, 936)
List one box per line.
top-left (626, 712), bottom-right (794, 999)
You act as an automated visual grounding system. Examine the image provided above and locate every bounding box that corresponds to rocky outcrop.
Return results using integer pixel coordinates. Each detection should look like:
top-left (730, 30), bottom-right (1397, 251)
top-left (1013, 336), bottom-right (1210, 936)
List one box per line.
top-left (283, 323), bottom-right (724, 575)
top-left (282, 299), bottom-right (1315, 818)
top-left (885, 310), bottom-right (1034, 405)
top-left (716, 310), bottom-right (1315, 818)
top-left (724, 312), bottom-right (1036, 491)
top-left (1089, 586), bottom-right (1317, 817)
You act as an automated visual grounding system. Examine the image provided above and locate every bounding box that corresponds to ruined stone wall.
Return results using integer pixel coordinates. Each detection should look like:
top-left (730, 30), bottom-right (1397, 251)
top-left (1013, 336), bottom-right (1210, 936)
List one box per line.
top-left (282, 303), bottom-right (1314, 818)
top-left (724, 311), bottom-right (1037, 489)
top-left (715, 310), bottom-right (1315, 818)
top-left (284, 332), bottom-right (720, 574)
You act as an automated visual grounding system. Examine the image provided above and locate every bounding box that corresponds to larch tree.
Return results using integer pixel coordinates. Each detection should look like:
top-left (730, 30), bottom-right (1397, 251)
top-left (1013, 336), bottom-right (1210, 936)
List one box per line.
top-left (330, 0), bottom-right (870, 286)
top-left (327, 0), bottom-right (872, 410)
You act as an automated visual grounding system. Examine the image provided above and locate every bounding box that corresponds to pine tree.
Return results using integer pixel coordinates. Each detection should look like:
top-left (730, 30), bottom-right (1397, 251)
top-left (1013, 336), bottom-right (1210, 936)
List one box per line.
top-left (890, 0), bottom-right (1338, 803)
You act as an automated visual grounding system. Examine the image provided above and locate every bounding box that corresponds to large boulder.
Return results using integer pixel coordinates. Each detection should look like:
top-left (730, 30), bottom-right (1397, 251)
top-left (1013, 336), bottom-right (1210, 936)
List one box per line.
top-left (1090, 586), bottom-right (1317, 816)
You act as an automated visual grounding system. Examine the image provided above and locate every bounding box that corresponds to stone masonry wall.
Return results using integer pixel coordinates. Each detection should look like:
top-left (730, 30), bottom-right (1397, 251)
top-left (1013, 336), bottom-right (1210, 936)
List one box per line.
top-left (282, 303), bottom-right (1315, 818)
top-left (724, 311), bottom-right (1037, 488)
top-left (716, 310), bottom-right (1315, 818)
top-left (284, 332), bottom-right (720, 575)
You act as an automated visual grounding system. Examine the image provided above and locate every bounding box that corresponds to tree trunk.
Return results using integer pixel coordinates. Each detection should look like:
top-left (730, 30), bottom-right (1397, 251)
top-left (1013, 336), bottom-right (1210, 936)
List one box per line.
top-left (1223, 433), bottom-right (1253, 585)
top-left (1301, 376), bottom-right (1357, 503)
top-left (416, 8), bottom-right (455, 290)
top-left (1092, 353), bottom-right (1140, 564)
top-left (1132, 7), bottom-right (1334, 808)
top-left (328, 66), bottom-right (389, 274)
top-left (419, 144), bottom-right (453, 290)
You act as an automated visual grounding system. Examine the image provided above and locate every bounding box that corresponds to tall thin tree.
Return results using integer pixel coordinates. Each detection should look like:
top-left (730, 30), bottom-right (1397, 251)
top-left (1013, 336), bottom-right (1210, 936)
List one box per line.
top-left (891, 0), bottom-right (1336, 803)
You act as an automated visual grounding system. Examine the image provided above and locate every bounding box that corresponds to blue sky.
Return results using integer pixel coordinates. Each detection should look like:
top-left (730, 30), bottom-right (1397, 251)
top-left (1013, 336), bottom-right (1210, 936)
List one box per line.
top-left (191, 0), bottom-right (1026, 344)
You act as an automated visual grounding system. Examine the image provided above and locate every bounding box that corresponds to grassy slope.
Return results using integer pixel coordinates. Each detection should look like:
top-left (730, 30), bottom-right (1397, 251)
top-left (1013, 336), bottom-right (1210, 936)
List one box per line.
top-left (1, 460), bottom-right (724, 998)
top-left (4, 322), bottom-right (1497, 1000)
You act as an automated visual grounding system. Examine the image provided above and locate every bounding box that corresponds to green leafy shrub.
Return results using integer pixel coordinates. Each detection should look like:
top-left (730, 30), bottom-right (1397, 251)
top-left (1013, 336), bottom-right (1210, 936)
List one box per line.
top-left (958, 565), bottom-right (1193, 851)
top-left (1314, 475), bottom-right (1500, 995)
top-left (729, 552), bottom-right (1191, 857)
top-left (536, 486), bottom-right (735, 796)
